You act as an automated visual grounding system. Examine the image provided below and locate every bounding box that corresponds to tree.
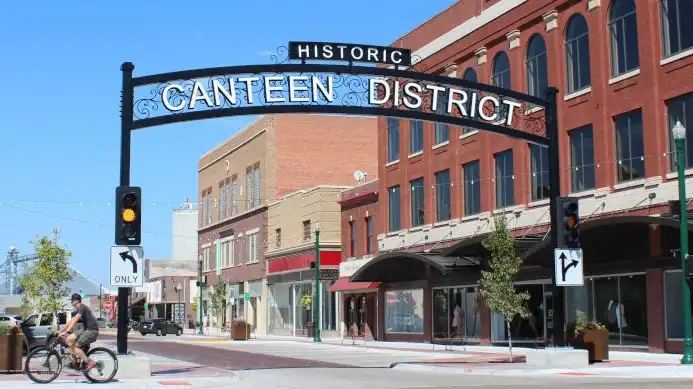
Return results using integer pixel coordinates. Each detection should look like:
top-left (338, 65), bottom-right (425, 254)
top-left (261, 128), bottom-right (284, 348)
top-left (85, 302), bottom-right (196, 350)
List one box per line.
top-left (478, 215), bottom-right (530, 362)
top-left (209, 282), bottom-right (227, 327)
top-left (19, 236), bottom-right (73, 323)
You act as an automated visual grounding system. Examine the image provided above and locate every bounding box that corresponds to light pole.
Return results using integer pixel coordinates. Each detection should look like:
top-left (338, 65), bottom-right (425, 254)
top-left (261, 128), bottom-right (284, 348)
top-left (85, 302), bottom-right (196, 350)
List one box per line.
top-left (314, 222), bottom-right (321, 342)
top-left (673, 119), bottom-right (693, 365)
top-left (198, 258), bottom-right (204, 335)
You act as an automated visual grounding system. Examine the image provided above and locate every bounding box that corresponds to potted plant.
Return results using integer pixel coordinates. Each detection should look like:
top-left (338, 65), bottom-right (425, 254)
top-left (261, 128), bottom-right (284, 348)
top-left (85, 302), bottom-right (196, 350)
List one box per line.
top-left (0, 322), bottom-right (24, 373)
top-left (301, 294), bottom-right (312, 310)
top-left (231, 318), bottom-right (251, 341)
top-left (567, 310), bottom-right (609, 363)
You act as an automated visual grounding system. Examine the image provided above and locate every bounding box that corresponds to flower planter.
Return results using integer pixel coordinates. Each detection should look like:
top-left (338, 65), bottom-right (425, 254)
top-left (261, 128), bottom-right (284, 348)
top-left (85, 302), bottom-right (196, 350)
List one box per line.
top-left (572, 328), bottom-right (609, 363)
top-left (0, 333), bottom-right (24, 373)
top-left (231, 321), bottom-right (250, 340)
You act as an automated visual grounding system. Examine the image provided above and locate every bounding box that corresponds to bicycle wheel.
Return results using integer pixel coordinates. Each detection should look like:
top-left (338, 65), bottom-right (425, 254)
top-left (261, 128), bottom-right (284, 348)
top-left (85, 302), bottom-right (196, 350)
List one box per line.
top-left (83, 347), bottom-right (118, 383)
top-left (24, 345), bottom-right (62, 384)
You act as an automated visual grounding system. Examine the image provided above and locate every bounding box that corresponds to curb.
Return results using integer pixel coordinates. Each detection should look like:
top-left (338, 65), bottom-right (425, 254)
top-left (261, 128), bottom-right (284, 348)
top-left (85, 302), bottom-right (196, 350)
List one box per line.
top-left (390, 362), bottom-right (693, 378)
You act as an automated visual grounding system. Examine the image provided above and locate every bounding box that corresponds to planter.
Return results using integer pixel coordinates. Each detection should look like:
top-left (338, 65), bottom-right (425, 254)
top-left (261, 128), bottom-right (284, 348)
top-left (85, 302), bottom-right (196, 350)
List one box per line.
top-left (231, 321), bottom-right (250, 340)
top-left (572, 328), bottom-right (609, 363)
top-left (0, 333), bottom-right (24, 373)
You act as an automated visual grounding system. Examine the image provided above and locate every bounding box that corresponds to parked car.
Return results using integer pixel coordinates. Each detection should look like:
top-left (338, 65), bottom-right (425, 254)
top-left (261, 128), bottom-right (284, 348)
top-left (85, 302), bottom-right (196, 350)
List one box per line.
top-left (21, 311), bottom-right (71, 351)
top-left (0, 314), bottom-right (22, 326)
top-left (139, 318), bottom-right (183, 336)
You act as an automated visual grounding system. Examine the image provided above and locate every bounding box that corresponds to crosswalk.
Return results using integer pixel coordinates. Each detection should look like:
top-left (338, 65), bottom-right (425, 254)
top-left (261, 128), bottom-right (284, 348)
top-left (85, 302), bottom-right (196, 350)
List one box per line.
top-left (196, 340), bottom-right (468, 368)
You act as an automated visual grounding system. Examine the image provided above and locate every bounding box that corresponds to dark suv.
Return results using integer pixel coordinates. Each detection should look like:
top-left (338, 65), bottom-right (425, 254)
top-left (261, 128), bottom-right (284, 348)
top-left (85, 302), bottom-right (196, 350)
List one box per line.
top-left (139, 318), bottom-right (183, 336)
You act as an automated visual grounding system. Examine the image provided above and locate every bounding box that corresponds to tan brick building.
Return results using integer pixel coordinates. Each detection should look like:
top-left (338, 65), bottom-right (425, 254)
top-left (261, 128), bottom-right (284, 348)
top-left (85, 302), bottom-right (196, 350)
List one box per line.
top-left (198, 114), bottom-right (377, 335)
top-left (265, 186), bottom-right (348, 337)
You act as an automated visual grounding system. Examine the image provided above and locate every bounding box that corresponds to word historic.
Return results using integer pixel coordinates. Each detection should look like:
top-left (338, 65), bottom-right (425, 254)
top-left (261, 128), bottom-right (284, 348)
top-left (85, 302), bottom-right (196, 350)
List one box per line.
top-left (288, 41), bottom-right (412, 66)
top-left (160, 74), bottom-right (521, 126)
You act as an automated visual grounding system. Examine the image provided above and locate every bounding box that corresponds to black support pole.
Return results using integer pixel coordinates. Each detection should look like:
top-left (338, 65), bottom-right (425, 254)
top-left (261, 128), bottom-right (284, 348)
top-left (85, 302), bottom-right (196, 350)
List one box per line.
top-left (546, 87), bottom-right (565, 347)
top-left (117, 61), bottom-right (135, 355)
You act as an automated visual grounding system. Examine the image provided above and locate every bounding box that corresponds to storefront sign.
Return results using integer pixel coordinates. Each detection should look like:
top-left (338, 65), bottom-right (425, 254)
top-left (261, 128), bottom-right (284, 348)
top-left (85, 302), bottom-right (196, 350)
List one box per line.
top-left (339, 256), bottom-right (375, 278)
top-left (288, 41), bottom-right (412, 66)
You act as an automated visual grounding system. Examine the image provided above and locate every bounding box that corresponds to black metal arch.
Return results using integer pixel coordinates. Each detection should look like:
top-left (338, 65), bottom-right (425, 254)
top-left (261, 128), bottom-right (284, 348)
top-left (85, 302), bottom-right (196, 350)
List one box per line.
top-left (127, 62), bottom-right (552, 146)
top-left (349, 251), bottom-right (448, 283)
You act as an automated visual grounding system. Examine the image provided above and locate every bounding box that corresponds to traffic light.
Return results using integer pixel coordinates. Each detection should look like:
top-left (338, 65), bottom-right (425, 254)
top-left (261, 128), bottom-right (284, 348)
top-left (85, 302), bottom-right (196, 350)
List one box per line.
top-left (115, 186), bottom-right (141, 245)
top-left (556, 196), bottom-right (580, 249)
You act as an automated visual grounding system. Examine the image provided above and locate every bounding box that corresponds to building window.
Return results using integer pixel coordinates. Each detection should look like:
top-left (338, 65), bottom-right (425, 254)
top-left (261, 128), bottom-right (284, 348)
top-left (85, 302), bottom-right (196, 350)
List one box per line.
top-left (388, 186), bottom-right (401, 232)
top-left (410, 106), bottom-right (423, 154)
top-left (231, 178), bottom-right (238, 215)
top-left (661, 0), bottom-right (693, 58)
top-left (201, 191), bottom-right (208, 227)
top-left (366, 216), bottom-right (374, 255)
top-left (303, 220), bottom-right (311, 241)
top-left (275, 228), bottom-right (281, 249)
top-left (237, 237), bottom-right (244, 265)
top-left (494, 150), bottom-right (515, 208)
top-left (569, 125), bottom-right (596, 192)
top-left (202, 247), bottom-right (210, 271)
top-left (529, 144), bottom-right (550, 201)
top-left (615, 109), bottom-right (644, 182)
top-left (565, 14), bottom-right (591, 94)
top-left (221, 239), bottom-right (233, 268)
top-left (349, 221), bottom-right (356, 257)
top-left (492, 52), bottom-right (511, 118)
top-left (462, 68), bottom-right (478, 135)
top-left (387, 118), bottom-right (400, 163)
top-left (462, 160), bottom-right (481, 215)
top-left (225, 179), bottom-right (231, 218)
top-left (219, 181), bottom-right (226, 220)
top-left (246, 169), bottom-right (253, 209)
top-left (609, 0), bottom-right (640, 76)
top-left (384, 289), bottom-right (424, 333)
top-left (201, 189), bottom-right (212, 226)
top-left (253, 165), bottom-right (261, 207)
top-left (229, 239), bottom-right (235, 267)
top-left (246, 233), bottom-right (259, 263)
top-left (434, 92), bottom-right (449, 145)
top-left (667, 92), bottom-right (693, 170)
top-left (526, 34), bottom-right (548, 99)
top-left (410, 177), bottom-right (425, 227)
top-left (435, 169), bottom-right (451, 222)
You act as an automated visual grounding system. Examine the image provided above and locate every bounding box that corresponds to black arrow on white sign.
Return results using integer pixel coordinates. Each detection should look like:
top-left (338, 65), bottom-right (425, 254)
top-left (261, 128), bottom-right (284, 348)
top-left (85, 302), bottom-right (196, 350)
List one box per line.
top-left (119, 251), bottom-right (137, 274)
top-left (560, 252), bottom-right (579, 282)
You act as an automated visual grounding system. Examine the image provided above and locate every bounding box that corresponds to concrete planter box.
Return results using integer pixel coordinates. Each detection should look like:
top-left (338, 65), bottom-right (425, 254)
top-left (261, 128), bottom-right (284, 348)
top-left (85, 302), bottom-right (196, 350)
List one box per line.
top-left (572, 328), bottom-right (609, 362)
top-left (231, 321), bottom-right (250, 340)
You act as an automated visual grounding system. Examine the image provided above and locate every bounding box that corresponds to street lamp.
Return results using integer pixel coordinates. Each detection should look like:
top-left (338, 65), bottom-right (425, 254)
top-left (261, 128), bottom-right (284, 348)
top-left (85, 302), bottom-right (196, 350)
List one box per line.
top-left (314, 222), bottom-right (322, 342)
top-left (673, 119), bottom-right (693, 365)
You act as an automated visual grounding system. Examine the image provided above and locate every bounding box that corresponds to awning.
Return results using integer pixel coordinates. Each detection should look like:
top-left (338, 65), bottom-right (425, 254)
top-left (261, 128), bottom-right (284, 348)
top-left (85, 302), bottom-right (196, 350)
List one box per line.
top-left (328, 277), bottom-right (379, 292)
top-left (350, 251), bottom-right (455, 282)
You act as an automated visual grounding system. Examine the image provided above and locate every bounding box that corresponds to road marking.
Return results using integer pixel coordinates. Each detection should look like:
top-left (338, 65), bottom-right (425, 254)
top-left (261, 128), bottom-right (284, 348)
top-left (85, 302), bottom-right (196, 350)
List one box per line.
top-left (158, 381), bottom-right (192, 386)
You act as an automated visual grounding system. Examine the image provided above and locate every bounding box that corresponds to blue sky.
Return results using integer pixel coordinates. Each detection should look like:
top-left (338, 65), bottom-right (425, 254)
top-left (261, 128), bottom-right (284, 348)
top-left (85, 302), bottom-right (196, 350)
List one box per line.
top-left (0, 0), bottom-right (454, 287)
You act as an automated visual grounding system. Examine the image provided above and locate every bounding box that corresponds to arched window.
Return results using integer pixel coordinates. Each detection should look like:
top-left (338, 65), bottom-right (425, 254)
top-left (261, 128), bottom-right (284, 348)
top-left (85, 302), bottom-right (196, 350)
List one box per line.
top-left (565, 14), bottom-right (591, 93)
top-left (462, 68), bottom-right (478, 135)
top-left (492, 52), bottom-right (511, 119)
top-left (462, 68), bottom-right (477, 82)
top-left (525, 34), bottom-right (548, 98)
top-left (609, 0), bottom-right (640, 76)
top-left (660, 0), bottom-right (693, 58)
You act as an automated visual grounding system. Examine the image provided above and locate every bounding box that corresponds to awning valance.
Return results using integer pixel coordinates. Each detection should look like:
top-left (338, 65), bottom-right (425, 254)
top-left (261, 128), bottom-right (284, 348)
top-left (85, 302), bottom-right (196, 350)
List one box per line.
top-left (328, 277), bottom-right (379, 292)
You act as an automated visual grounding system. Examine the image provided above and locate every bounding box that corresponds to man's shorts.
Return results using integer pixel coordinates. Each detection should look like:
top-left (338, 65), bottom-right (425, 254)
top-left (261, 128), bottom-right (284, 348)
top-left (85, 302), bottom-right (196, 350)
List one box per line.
top-left (74, 329), bottom-right (98, 348)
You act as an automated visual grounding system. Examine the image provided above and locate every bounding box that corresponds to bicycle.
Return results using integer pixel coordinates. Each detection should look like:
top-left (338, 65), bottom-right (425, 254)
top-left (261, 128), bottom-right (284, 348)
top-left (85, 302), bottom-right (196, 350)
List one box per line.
top-left (24, 331), bottom-right (119, 384)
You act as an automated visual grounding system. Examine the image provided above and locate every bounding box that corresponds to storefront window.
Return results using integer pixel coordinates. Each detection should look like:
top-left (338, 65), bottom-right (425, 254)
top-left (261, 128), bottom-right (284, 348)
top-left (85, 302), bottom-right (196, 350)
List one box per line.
top-left (321, 280), bottom-right (336, 331)
top-left (268, 283), bottom-right (293, 335)
top-left (385, 289), bottom-right (424, 333)
top-left (492, 284), bottom-right (546, 342)
top-left (432, 287), bottom-right (481, 340)
top-left (665, 271), bottom-right (693, 339)
top-left (593, 275), bottom-right (647, 346)
top-left (294, 283), bottom-right (313, 330)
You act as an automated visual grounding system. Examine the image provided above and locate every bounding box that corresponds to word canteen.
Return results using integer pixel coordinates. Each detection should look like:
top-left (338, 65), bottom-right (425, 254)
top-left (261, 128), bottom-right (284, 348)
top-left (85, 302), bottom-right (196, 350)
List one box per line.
top-left (288, 42), bottom-right (412, 66)
top-left (160, 75), bottom-right (522, 126)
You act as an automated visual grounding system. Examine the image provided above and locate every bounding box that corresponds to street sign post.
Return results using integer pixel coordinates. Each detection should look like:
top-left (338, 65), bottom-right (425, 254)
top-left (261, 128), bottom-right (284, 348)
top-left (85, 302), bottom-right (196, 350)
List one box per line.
top-left (110, 245), bottom-right (144, 287)
top-left (554, 248), bottom-right (584, 286)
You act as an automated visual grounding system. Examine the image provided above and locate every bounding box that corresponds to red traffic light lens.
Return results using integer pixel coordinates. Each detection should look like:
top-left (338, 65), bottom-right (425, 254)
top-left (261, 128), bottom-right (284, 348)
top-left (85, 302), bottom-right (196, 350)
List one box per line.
top-left (566, 216), bottom-right (578, 228)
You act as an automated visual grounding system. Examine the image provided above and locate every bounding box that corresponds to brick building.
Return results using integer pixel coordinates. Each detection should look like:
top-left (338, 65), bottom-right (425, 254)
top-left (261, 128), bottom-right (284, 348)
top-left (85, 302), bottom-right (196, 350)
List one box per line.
top-left (198, 114), bottom-right (377, 335)
top-left (332, 179), bottom-right (380, 340)
top-left (349, 0), bottom-right (693, 353)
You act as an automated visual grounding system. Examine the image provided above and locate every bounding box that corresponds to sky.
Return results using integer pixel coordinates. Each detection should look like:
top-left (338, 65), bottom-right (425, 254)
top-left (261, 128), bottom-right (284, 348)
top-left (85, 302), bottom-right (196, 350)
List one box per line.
top-left (0, 0), bottom-right (455, 288)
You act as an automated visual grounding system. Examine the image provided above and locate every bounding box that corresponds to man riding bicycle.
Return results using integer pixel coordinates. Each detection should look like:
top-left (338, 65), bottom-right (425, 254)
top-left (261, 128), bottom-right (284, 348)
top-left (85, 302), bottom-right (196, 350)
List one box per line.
top-left (58, 293), bottom-right (99, 370)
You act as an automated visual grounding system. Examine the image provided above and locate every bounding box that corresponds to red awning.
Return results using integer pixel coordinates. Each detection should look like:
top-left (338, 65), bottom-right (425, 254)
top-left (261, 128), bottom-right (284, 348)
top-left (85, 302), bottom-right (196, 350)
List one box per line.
top-left (328, 277), bottom-right (379, 292)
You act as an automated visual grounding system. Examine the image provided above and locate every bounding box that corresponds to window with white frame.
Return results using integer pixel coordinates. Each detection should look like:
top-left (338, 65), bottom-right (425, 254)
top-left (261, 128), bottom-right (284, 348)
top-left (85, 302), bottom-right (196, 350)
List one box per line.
top-left (202, 246), bottom-right (210, 271)
top-left (219, 181), bottom-right (226, 219)
top-left (225, 179), bottom-right (231, 218)
top-left (246, 169), bottom-right (253, 210)
top-left (246, 233), bottom-right (260, 263)
top-left (660, 0), bottom-right (693, 58)
top-left (221, 239), bottom-right (234, 268)
top-left (231, 178), bottom-right (238, 215)
top-left (253, 165), bottom-right (261, 207)
top-left (565, 14), bottom-right (592, 94)
top-left (609, 0), bottom-right (639, 77)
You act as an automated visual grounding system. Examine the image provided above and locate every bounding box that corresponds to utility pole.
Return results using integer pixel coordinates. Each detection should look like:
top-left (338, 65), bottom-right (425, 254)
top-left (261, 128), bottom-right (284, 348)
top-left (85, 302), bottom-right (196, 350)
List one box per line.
top-left (313, 223), bottom-right (321, 342)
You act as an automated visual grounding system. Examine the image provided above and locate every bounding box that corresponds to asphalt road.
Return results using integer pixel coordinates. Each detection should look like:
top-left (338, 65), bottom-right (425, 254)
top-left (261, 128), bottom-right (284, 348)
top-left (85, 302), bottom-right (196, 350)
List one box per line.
top-left (100, 334), bottom-right (343, 370)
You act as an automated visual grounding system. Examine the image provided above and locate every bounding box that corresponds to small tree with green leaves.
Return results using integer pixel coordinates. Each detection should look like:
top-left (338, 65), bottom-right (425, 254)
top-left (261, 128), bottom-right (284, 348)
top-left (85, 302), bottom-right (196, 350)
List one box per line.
top-left (19, 236), bottom-right (73, 323)
top-left (210, 282), bottom-right (227, 327)
top-left (478, 215), bottom-right (530, 362)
